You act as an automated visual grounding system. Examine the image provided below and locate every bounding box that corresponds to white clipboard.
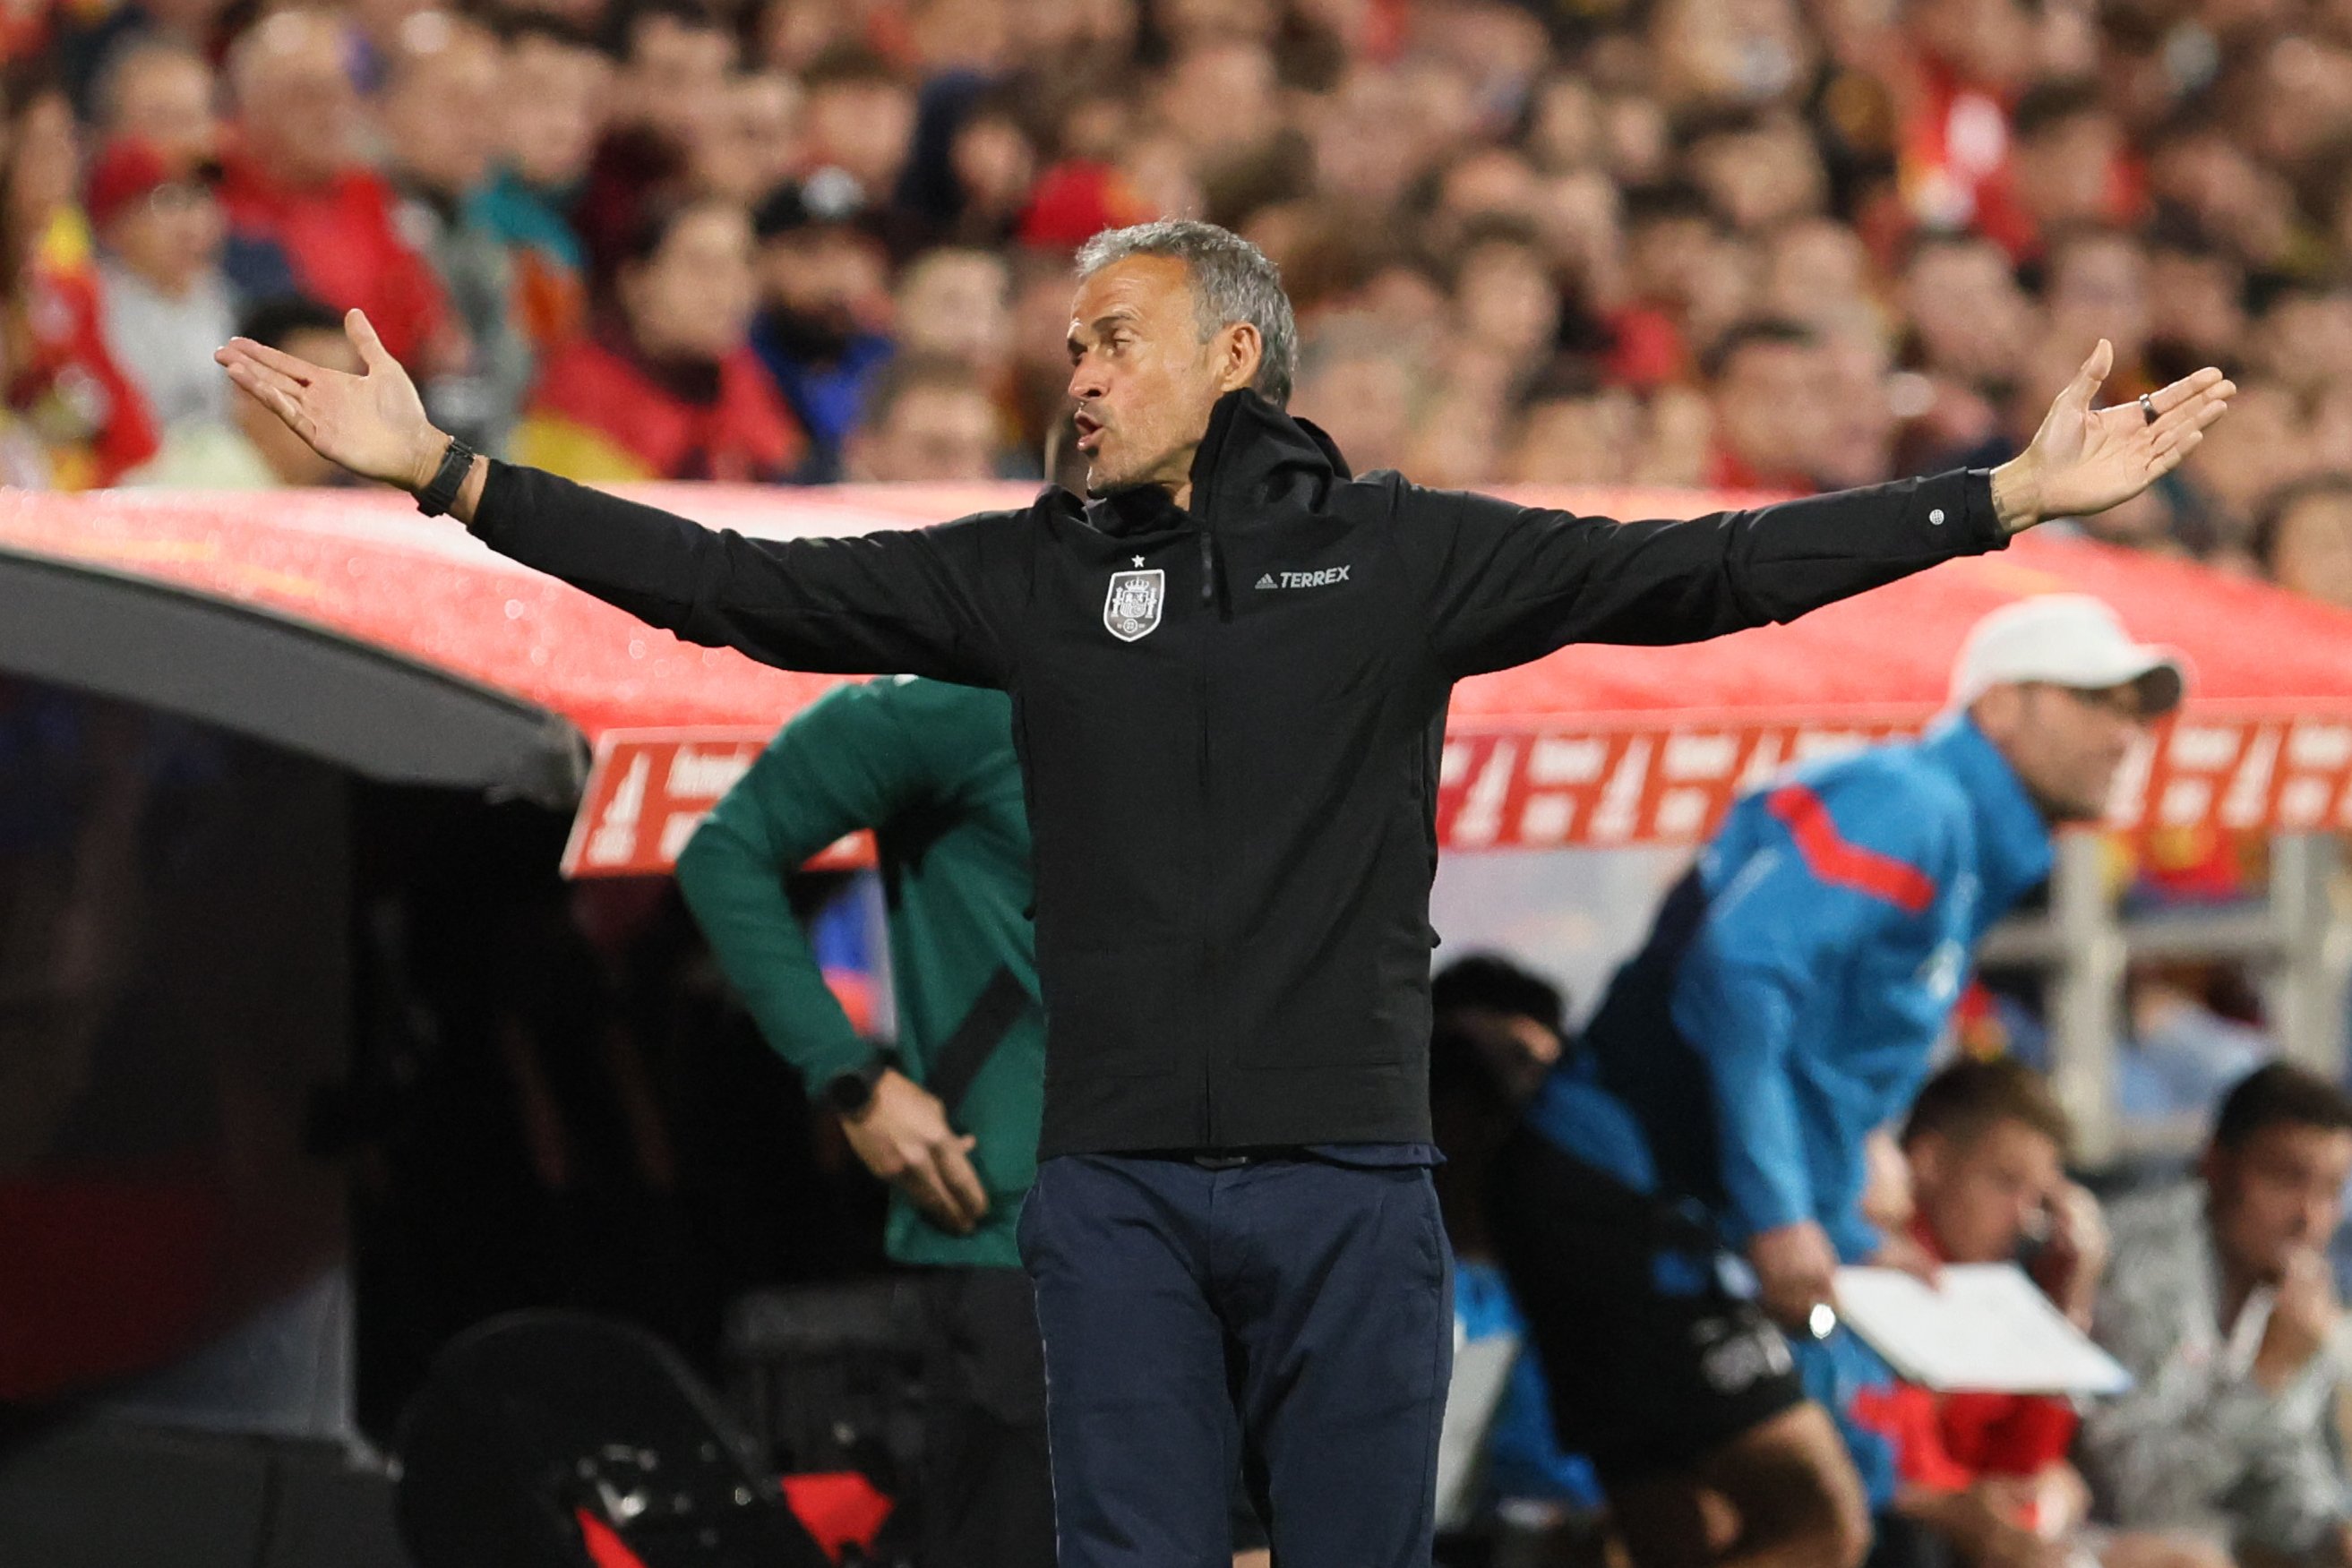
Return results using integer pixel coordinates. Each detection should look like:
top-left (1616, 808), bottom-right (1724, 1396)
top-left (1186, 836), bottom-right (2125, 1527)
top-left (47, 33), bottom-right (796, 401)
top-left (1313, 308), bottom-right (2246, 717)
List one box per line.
top-left (1833, 1263), bottom-right (2133, 1395)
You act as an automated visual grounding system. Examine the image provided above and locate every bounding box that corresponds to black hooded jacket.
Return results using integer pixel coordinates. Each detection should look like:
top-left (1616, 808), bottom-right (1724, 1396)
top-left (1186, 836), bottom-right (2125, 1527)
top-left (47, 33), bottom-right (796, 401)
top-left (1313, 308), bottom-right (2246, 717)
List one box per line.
top-left (468, 390), bottom-right (2006, 1156)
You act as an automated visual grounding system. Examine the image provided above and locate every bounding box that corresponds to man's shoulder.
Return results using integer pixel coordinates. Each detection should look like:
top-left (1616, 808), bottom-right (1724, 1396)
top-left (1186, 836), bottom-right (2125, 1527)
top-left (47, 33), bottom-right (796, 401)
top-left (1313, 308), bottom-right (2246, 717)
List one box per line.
top-left (1764, 743), bottom-right (1973, 861)
top-left (2105, 1182), bottom-right (2206, 1280)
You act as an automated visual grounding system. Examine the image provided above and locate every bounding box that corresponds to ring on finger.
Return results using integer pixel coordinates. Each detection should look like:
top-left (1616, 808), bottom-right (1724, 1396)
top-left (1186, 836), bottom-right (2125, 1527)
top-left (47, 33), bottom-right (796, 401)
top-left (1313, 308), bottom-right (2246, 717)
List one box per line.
top-left (2139, 393), bottom-right (2156, 425)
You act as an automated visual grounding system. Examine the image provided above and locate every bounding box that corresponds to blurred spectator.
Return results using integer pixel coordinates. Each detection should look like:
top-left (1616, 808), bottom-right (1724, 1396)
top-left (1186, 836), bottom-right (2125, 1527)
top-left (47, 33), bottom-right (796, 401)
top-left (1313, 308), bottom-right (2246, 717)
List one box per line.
top-left (1815, 326), bottom-right (1898, 491)
top-left (380, 11), bottom-right (532, 453)
top-left (892, 245), bottom-right (1011, 385)
top-left (1893, 0), bottom-right (2035, 238)
top-left (1608, 179), bottom-right (1719, 390)
top-left (2142, 227), bottom-right (2242, 383)
top-left (90, 36), bottom-right (219, 167)
top-left (476, 13), bottom-right (607, 350)
top-left (750, 180), bottom-right (894, 481)
top-left (1505, 362), bottom-right (1641, 487)
top-left (218, 9), bottom-right (452, 367)
top-left (900, 82), bottom-right (1034, 248)
top-left (1685, 109), bottom-right (1828, 235)
top-left (571, 0), bottom-right (734, 280)
top-left (2254, 476), bottom-right (2352, 615)
top-left (4, 71), bottom-right (160, 488)
top-left (687, 70), bottom-right (799, 209)
top-left (127, 293), bottom-right (358, 486)
top-left (1288, 325), bottom-right (1419, 475)
top-left (2039, 226), bottom-right (2150, 398)
top-left (89, 136), bottom-right (232, 433)
top-left (1863, 1062), bottom-right (2233, 1568)
top-left (606, 0), bottom-right (729, 156)
top-left (1998, 81), bottom-right (2138, 258)
top-left (842, 354), bottom-right (1005, 482)
top-left (513, 196), bottom-right (802, 483)
top-left (1871, 1064), bottom-right (2097, 1556)
top-left (1427, 955), bottom-right (1600, 1533)
top-left (1704, 317), bottom-right (1826, 490)
top-left (2084, 1064), bottom-right (2352, 1567)
top-left (798, 44), bottom-right (917, 236)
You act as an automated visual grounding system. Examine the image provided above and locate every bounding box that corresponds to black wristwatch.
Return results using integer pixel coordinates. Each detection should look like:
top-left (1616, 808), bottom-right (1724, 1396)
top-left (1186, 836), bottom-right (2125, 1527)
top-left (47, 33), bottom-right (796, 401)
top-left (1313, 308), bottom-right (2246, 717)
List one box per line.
top-left (824, 1057), bottom-right (890, 1119)
top-left (414, 433), bottom-right (477, 517)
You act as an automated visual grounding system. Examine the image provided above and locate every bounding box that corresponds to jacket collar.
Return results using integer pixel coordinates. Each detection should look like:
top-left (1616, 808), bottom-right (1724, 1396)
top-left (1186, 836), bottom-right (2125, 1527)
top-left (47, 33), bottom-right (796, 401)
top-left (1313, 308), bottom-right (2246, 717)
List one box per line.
top-left (1079, 389), bottom-right (1352, 537)
top-left (1918, 715), bottom-right (2056, 914)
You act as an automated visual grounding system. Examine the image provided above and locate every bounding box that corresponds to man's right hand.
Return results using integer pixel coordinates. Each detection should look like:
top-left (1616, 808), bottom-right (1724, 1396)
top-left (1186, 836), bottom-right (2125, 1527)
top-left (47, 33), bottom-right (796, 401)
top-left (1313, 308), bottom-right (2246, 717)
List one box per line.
top-left (1750, 1219), bottom-right (1841, 1332)
top-left (2253, 1247), bottom-right (2340, 1391)
top-left (838, 1069), bottom-right (991, 1237)
top-left (215, 309), bottom-right (451, 495)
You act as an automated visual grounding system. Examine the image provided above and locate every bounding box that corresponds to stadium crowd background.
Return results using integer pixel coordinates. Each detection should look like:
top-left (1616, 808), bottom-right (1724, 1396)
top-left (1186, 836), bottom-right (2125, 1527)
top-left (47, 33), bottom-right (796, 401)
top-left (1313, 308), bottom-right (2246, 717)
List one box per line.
top-left (0, 0), bottom-right (2341, 630)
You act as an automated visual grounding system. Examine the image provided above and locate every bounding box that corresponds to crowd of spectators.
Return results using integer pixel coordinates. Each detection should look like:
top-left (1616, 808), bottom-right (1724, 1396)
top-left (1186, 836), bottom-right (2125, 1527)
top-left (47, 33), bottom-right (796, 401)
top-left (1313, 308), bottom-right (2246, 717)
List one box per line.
top-left (0, 0), bottom-right (2349, 615)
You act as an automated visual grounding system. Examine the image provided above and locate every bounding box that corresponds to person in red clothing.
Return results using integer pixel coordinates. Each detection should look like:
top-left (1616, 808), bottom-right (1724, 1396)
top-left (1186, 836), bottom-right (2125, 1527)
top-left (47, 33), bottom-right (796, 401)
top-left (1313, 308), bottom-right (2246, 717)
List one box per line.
top-left (1703, 318), bottom-right (1828, 493)
top-left (216, 8), bottom-right (452, 372)
top-left (2, 69), bottom-right (159, 487)
top-left (512, 195), bottom-right (804, 482)
top-left (1861, 1059), bottom-right (2225, 1568)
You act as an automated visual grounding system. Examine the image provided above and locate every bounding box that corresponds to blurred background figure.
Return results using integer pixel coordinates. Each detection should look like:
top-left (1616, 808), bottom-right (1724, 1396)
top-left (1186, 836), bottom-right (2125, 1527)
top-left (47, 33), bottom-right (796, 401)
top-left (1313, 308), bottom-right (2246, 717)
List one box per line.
top-left (2085, 1066), bottom-right (2352, 1568)
top-left (513, 196), bottom-right (801, 482)
top-left (129, 293), bottom-right (364, 485)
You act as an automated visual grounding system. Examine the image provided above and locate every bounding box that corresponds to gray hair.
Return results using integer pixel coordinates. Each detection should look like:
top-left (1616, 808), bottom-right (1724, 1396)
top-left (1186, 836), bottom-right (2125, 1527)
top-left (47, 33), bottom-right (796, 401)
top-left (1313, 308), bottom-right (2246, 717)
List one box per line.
top-left (1074, 220), bottom-right (1298, 408)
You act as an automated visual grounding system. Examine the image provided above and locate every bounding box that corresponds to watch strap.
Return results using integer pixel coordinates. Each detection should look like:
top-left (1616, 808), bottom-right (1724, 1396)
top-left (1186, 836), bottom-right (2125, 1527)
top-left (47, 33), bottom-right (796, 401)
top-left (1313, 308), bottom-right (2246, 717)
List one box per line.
top-left (414, 435), bottom-right (477, 517)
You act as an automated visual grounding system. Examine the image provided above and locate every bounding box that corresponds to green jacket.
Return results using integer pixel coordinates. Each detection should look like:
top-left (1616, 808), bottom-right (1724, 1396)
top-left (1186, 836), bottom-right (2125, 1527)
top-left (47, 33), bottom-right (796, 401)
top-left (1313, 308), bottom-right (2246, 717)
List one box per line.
top-left (675, 677), bottom-right (1039, 1269)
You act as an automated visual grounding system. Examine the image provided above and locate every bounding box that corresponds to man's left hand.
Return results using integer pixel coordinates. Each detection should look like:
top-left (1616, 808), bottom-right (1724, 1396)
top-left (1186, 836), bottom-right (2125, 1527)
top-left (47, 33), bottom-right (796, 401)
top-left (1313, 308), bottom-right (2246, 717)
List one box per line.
top-left (1991, 339), bottom-right (2234, 534)
top-left (2030, 1181), bottom-right (2109, 1328)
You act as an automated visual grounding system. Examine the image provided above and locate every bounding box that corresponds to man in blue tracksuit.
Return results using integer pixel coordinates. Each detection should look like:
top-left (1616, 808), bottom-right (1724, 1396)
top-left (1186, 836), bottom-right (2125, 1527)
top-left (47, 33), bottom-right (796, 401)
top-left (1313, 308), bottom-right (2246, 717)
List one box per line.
top-left (1490, 595), bottom-right (2186, 1568)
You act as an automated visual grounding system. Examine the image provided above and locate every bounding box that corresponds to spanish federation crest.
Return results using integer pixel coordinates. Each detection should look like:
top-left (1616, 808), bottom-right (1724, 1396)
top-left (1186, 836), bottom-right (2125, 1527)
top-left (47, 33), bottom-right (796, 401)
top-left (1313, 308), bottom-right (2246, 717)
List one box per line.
top-left (1103, 567), bottom-right (1165, 642)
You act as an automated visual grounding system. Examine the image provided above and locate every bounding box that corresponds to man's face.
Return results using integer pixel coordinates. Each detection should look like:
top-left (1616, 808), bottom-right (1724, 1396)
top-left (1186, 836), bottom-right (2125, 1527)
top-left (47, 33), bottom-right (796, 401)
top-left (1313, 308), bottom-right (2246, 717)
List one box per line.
top-left (108, 52), bottom-right (219, 165)
top-left (2015, 113), bottom-right (2120, 228)
top-left (859, 384), bottom-right (1000, 482)
top-left (804, 79), bottom-right (915, 193)
top-left (897, 252), bottom-right (1012, 371)
top-left (1066, 255), bottom-right (1247, 497)
top-left (505, 36), bottom-right (611, 187)
top-left (624, 203), bottom-right (758, 364)
top-left (1972, 681), bottom-right (2153, 821)
top-left (1714, 338), bottom-right (1826, 483)
top-left (760, 226), bottom-right (889, 337)
top-left (625, 14), bottom-right (733, 146)
top-left (1911, 1118), bottom-right (2063, 1264)
top-left (101, 179), bottom-right (225, 292)
top-left (2047, 236), bottom-right (2148, 370)
top-left (385, 25), bottom-right (504, 195)
top-left (2270, 492), bottom-right (2352, 612)
top-left (1904, 242), bottom-right (2028, 382)
top-left (238, 15), bottom-right (359, 185)
top-left (2207, 1123), bottom-right (2352, 1284)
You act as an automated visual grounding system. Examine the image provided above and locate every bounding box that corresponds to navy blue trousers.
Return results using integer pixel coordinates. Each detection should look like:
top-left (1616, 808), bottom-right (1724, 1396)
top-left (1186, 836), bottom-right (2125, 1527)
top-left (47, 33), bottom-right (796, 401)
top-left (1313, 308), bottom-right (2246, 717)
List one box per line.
top-left (1017, 1153), bottom-right (1453, 1568)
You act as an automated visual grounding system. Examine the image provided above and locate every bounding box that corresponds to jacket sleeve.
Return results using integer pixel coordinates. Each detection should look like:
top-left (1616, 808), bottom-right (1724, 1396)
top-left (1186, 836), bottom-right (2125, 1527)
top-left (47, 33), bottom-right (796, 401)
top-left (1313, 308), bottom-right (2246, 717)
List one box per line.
top-left (1395, 468), bottom-right (2002, 678)
top-left (1670, 771), bottom-right (1961, 1254)
top-left (674, 681), bottom-right (939, 1092)
top-left (468, 460), bottom-right (1018, 685)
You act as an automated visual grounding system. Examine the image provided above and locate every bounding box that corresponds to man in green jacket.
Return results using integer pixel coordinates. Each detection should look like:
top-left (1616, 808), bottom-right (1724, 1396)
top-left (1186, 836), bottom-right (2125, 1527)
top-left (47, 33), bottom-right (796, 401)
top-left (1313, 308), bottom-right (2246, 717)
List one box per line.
top-left (675, 674), bottom-right (1050, 1568)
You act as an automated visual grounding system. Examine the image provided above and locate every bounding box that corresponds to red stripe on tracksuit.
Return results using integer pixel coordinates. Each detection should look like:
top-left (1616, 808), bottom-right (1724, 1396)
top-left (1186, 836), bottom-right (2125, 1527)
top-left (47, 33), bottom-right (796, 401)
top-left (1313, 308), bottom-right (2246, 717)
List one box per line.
top-left (1765, 784), bottom-right (1937, 915)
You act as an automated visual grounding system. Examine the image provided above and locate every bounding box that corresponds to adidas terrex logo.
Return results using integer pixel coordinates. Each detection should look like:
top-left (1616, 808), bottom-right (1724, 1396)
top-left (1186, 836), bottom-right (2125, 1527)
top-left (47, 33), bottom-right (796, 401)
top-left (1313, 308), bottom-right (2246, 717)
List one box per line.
top-left (1254, 566), bottom-right (1352, 590)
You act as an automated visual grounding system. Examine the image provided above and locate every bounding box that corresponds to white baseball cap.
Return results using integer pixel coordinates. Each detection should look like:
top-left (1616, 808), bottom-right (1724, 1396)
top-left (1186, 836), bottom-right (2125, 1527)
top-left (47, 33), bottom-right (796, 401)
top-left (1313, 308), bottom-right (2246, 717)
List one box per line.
top-left (1947, 595), bottom-right (2187, 717)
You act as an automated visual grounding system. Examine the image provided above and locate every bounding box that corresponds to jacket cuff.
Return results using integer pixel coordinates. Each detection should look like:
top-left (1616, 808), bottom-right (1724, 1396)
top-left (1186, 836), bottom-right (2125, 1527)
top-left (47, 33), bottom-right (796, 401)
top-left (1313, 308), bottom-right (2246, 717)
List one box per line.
top-left (466, 458), bottom-right (519, 544)
top-left (1962, 468), bottom-right (2004, 553)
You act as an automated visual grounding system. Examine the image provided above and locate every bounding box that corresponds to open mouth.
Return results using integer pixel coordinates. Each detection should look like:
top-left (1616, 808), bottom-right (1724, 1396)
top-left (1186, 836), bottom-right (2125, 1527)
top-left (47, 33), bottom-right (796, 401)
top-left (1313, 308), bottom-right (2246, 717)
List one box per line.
top-left (1073, 411), bottom-right (1103, 452)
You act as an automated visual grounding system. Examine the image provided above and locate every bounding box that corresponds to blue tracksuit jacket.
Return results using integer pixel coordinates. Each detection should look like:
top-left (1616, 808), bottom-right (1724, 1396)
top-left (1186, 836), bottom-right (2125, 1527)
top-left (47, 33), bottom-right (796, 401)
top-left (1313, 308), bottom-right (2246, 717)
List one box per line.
top-left (1527, 715), bottom-right (2055, 1261)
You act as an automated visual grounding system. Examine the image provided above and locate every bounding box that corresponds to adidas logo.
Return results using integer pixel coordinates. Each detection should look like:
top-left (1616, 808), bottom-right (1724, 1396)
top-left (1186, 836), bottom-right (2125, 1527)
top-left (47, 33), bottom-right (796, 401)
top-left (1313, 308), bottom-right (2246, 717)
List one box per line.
top-left (1256, 573), bottom-right (1276, 589)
